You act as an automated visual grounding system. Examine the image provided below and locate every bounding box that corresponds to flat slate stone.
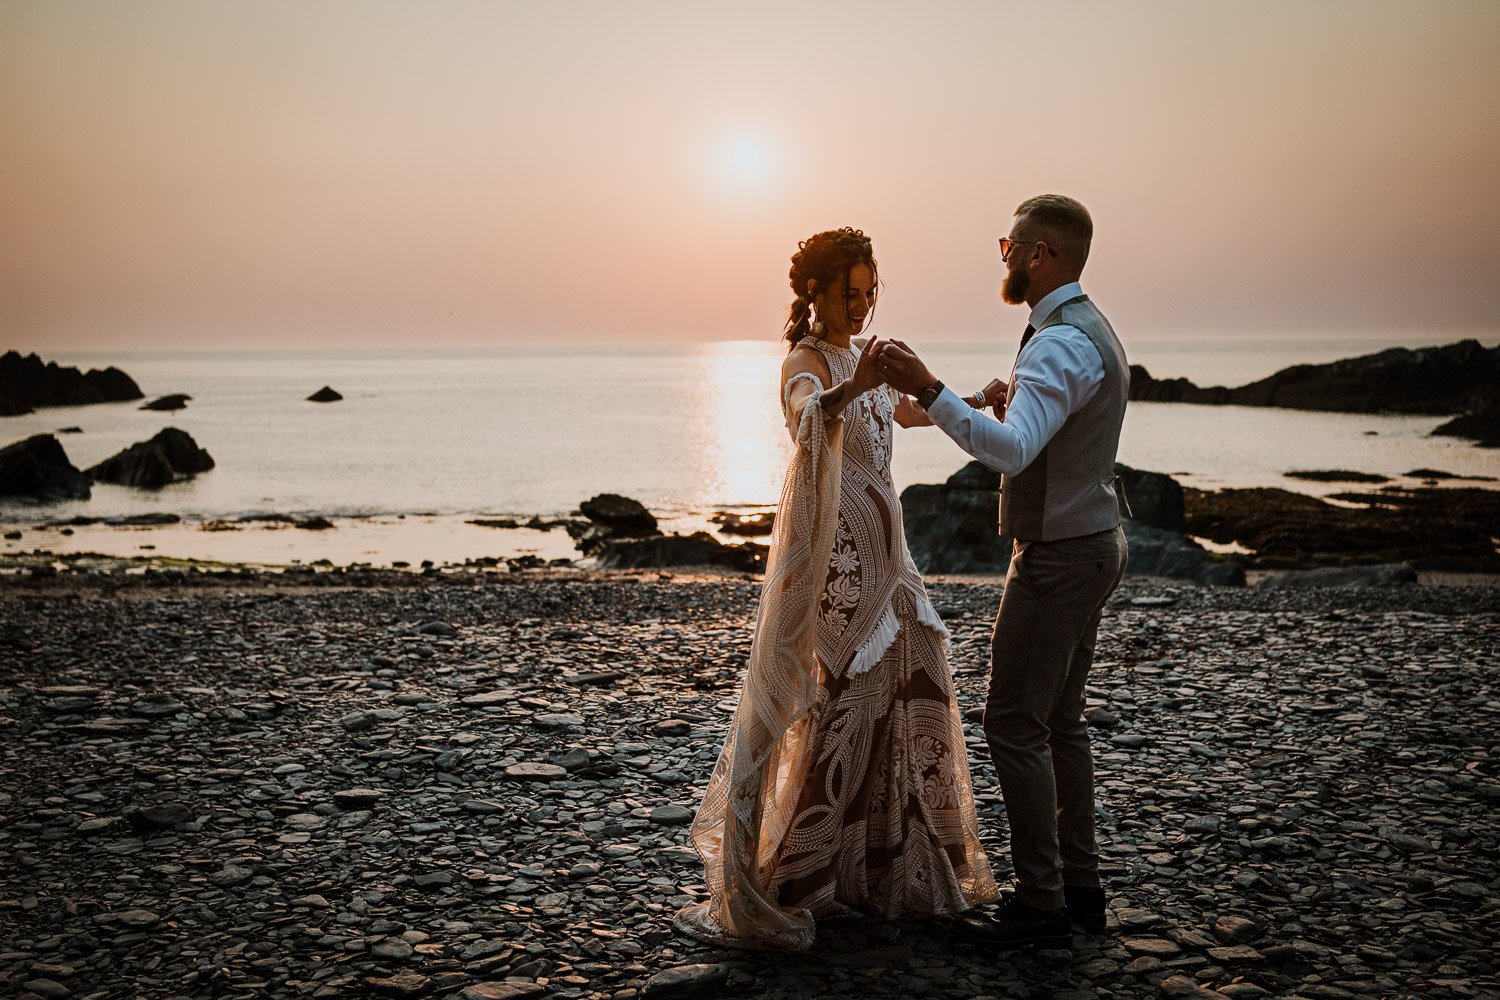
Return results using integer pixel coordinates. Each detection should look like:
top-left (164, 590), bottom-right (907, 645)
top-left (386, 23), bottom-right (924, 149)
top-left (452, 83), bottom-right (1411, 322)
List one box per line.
top-left (643, 963), bottom-right (730, 999)
top-left (461, 691), bottom-right (516, 707)
top-left (650, 804), bottom-right (694, 826)
top-left (504, 762), bottom-right (568, 781)
top-left (1122, 936), bottom-right (1181, 957)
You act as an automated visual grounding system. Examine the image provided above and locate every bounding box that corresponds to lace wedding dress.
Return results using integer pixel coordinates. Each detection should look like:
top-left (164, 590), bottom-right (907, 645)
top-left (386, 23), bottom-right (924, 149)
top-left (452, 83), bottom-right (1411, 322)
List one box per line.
top-left (674, 337), bottom-right (997, 952)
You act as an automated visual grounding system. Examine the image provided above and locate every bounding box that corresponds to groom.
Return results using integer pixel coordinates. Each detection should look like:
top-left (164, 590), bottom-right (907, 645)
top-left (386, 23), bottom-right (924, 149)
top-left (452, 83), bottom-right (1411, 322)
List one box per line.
top-left (879, 194), bottom-right (1129, 950)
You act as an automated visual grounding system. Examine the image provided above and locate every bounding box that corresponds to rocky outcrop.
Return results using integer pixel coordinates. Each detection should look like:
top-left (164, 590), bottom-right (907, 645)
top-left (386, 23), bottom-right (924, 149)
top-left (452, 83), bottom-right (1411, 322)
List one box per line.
top-left (1115, 464), bottom-right (1185, 532)
top-left (900, 461), bottom-right (1242, 584)
top-left (579, 494), bottom-right (658, 535)
top-left (1432, 403), bottom-right (1500, 448)
top-left (710, 511), bottom-right (776, 536)
top-left (0, 434), bottom-right (92, 500)
top-left (85, 429), bottom-right (215, 488)
top-left (593, 531), bottom-right (763, 572)
top-left (0, 351), bottom-right (144, 414)
top-left (899, 462), bottom-right (1011, 575)
top-left (1124, 523), bottom-right (1245, 586)
top-left (1186, 486), bottom-right (1499, 572)
top-left (307, 386), bottom-right (343, 403)
top-left (140, 394), bottom-right (191, 411)
top-left (567, 493), bottom-right (760, 570)
top-left (1130, 339), bottom-right (1500, 416)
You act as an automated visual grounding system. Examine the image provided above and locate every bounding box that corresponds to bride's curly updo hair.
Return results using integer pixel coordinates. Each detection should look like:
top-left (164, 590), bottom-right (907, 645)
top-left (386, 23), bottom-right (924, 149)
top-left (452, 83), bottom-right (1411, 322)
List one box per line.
top-left (784, 227), bottom-right (878, 347)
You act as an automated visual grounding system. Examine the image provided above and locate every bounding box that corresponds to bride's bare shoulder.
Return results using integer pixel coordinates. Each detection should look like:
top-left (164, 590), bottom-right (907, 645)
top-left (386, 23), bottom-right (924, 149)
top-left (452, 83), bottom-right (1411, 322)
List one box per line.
top-left (782, 342), bottom-right (831, 384)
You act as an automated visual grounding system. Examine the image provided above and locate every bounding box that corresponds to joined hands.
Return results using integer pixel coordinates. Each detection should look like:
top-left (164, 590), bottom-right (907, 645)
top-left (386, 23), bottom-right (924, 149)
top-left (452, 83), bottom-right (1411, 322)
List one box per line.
top-left (874, 341), bottom-right (1008, 420)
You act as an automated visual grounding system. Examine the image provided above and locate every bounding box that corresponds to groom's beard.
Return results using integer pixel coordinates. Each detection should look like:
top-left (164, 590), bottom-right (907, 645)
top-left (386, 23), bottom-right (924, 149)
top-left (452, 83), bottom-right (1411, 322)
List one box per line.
top-left (1001, 266), bottom-right (1029, 305)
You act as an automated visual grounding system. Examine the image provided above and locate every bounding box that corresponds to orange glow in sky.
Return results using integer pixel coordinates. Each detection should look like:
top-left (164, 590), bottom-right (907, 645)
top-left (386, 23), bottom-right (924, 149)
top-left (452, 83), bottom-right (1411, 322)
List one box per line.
top-left (2, 1), bottom-right (1498, 351)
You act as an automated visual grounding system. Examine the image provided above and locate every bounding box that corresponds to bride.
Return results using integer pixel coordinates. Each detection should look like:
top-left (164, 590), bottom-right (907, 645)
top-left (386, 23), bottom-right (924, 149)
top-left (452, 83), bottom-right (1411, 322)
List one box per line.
top-left (674, 227), bottom-right (998, 951)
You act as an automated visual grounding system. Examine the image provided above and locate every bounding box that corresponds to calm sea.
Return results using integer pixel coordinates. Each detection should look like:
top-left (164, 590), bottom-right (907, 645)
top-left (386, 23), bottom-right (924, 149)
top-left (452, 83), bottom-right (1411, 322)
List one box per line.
top-left (3, 337), bottom-right (1496, 566)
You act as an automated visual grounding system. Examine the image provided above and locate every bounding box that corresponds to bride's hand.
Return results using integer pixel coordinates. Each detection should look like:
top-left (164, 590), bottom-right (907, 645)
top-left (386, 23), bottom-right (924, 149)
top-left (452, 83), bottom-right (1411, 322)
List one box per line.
top-left (850, 337), bottom-right (883, 394)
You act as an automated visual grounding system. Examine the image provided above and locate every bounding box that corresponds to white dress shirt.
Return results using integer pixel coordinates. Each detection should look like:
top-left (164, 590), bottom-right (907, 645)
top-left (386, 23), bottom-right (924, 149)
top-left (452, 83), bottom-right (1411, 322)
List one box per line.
top-left (925, 282), bottom-right (1106, 477)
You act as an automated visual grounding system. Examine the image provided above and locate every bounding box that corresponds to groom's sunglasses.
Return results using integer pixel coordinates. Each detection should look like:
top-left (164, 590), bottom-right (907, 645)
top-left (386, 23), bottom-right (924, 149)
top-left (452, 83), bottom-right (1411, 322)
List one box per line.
top-left (999, 238), bottom-right (1059, 262)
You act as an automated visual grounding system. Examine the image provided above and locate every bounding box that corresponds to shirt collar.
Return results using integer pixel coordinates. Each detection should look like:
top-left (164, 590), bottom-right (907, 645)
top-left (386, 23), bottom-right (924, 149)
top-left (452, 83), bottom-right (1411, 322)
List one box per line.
top-left (1028, 281), bottom-right (1085, 329)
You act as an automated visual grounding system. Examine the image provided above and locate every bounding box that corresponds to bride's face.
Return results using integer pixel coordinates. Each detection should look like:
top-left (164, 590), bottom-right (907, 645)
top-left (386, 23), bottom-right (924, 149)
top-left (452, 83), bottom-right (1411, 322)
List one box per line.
top-left (814, 263), bottom-right (877, 340)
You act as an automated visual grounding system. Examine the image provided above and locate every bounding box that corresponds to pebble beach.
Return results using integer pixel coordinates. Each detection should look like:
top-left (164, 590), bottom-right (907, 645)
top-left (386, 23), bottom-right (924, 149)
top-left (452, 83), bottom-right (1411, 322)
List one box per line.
top-left (2, 567), bottom-right (1497, 1000)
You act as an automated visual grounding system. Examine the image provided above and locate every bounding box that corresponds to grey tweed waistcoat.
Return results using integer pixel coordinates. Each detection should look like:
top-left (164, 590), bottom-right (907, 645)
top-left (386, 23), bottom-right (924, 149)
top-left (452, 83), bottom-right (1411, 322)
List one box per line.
top-left (1000, 295), bottom-right (1129, 541)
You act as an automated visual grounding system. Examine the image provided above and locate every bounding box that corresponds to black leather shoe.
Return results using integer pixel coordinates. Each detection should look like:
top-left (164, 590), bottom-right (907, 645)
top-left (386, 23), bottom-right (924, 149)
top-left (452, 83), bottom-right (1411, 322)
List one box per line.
top-left (1064, 885), bottom-right (1106, 934)
top-left (953, 895), bottom-right (1071, 951)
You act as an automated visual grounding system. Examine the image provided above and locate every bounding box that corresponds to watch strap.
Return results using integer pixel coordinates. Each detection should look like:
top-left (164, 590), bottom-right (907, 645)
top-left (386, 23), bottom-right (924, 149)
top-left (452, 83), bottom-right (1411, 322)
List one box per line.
top-left (916, 380), bottom-right (945, 410)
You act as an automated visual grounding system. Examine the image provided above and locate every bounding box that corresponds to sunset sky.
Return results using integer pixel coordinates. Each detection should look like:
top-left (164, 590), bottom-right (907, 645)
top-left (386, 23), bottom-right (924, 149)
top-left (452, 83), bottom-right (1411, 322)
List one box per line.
top-left (3, 1), bottom-right (1498, 351)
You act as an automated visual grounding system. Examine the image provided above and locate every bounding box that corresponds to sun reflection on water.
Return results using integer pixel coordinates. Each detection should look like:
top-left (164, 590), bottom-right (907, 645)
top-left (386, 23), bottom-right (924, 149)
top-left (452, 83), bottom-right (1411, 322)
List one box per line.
top-left (695, 340), bottom-right (792, 508)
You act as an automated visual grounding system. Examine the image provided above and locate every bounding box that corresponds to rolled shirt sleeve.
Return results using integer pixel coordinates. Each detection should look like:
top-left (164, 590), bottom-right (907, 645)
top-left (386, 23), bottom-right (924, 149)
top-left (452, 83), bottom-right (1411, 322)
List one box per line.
top-left (925, 326), bottom-right (1106, 477)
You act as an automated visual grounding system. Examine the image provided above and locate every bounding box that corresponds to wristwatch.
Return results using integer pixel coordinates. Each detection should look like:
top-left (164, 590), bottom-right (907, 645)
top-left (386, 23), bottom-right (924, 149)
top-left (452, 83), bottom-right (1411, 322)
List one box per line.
top-left (915, 380), bottom-right (945, 410)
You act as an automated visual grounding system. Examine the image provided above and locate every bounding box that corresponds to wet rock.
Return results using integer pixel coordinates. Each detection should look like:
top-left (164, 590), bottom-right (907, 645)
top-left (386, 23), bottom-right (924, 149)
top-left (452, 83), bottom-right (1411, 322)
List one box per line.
top-left (140, 393), bottom-right (191, 411)
top-left (85, 428), bottom-right (215, 488)
top-left (899, 461), bottom-right (1011, 574)
top-left (1116, 463), bottom-right (1186, 531)
top-left (579, 493), bottom-right (658, 534)
top-left (593, 531), bottom-right (762, 572)
top-left (710, 510), bottom-right (775, 536)
top-left (0, 434), bottom-right (92, 500)
top-left (1124, 522), bottom-right (1245, 587)
top-left (307, 385), bottom-right (343, 402)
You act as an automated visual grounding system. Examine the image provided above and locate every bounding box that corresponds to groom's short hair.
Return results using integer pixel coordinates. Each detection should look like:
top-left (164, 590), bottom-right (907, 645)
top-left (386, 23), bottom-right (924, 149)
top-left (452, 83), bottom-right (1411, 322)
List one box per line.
top-left (1015, 194), bottom-right (1092, 269)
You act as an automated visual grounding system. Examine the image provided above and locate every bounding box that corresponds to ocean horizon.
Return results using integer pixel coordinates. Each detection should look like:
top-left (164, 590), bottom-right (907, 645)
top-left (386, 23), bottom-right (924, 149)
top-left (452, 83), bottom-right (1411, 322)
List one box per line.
top-left (4, 335), bottom-right (1497, 568)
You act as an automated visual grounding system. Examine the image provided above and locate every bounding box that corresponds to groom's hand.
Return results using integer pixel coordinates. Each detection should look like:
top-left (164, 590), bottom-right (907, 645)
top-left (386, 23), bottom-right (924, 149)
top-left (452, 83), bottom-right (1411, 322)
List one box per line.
top-left (877, 342), bottom-right (937, 396)
top-left (983, 377), bottom-right (1008, 421)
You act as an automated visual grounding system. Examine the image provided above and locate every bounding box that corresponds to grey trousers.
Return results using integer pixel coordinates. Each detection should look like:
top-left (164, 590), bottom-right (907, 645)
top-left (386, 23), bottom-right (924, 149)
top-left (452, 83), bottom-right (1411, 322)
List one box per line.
top-left (984, 526), bottom-right (1127, 910)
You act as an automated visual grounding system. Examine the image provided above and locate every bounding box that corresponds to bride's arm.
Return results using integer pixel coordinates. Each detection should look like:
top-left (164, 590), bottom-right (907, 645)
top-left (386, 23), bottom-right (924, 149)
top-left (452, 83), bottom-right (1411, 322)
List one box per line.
top-left (782, 339), bottom-right (882, 421)
top-left (893, 393), bottom-right (933, 427)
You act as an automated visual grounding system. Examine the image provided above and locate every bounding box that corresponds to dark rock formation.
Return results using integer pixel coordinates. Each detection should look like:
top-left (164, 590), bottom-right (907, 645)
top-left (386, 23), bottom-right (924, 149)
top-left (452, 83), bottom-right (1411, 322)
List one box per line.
top-left (899, 462), bottom-right (1011, 575)
top-left (1123, 522), bottom-right (1245, 587)
top-left (1186, 486), bottom-right (1499, 571)
top-left (140, 394), bottom-right (191, 412)
top-left (1284, 470), bottom-right (1391, 483)
top-left (710, 511), bottom-right (776, 536)
top-left (296, 516), bottom-right (335, 530)
top-left (593, 531), bottom-right (763, 572)
top-left (85, 428), bottom-right (215, 488)
top-left (105, 513), bottom-right (181, 525)
top-left (901, 460), bottom-right (1196, 575)
top-left (1258, 563), bottom-right (1419, 590)
top-left (1115, 463), bottom-right (1185, 532)
top-left (0, 351), bottom-right (144, 414)
top-left (0, 434), bottom-right (92, 500)
top-left (1130, 339), bottom-right (1500, 416)
top-left (1432, 403), bottom-right (1500, 448)
top-left (307, 386), bottom-right (343, 403)
top-left (579, 493), bottom-right (658, 534)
